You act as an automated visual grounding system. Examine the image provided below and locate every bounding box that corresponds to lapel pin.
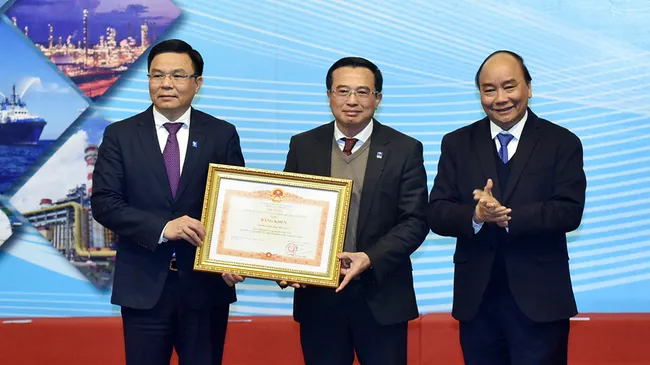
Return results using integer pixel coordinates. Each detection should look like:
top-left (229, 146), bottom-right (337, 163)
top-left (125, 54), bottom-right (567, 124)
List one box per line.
top-left (376, 152), bottom-right (383, 159)
top-left (192, 141), bottom-right (198, 148)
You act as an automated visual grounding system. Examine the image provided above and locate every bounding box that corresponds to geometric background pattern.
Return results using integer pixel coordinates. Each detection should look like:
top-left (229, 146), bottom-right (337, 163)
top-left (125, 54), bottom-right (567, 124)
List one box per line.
top-left (1, 0), bottom-right (650, 317)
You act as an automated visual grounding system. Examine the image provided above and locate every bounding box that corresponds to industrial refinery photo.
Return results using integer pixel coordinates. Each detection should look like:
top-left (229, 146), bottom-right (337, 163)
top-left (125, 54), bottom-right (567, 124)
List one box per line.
top-left (5, 0), bottom-right (181, 100)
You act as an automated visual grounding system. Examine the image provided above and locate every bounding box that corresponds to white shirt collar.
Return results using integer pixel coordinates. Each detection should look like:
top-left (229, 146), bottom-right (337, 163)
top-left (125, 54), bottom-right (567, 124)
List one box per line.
top-left (334, 119), bottom-right (374, 144)
top-left (490, 110), bottom-right (527, 141)
top-left (153, 106), bottom-right (192, 129)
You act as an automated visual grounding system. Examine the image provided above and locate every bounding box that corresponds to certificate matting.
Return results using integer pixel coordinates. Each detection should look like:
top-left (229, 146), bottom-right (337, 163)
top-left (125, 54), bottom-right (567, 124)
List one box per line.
top-left (194, 164), bottom-right (353, 288)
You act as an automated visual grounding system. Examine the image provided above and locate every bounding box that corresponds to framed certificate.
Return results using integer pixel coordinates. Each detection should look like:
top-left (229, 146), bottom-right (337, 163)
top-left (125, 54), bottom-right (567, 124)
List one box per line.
top-left (194, 164), bottom-right (353, 288)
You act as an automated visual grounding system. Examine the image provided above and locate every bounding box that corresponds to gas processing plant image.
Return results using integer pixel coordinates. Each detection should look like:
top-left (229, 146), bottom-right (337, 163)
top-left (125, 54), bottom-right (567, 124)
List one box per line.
top-left (10, 112), bottom-right (115, 288)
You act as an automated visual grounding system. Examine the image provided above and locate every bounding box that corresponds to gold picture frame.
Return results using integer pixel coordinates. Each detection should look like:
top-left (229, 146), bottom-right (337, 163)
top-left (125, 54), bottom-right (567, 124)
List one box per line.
top-left (194, 164), bottom-right (353, 288)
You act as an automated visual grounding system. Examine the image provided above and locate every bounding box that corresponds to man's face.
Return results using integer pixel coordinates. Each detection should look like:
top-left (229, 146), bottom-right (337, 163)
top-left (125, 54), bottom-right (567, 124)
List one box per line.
top-left (478, 53), bottom-right (532, 130)
top-left (148, 52), bottom-right (203, 116)
top-left (328, 66), bottom-right (382, 132)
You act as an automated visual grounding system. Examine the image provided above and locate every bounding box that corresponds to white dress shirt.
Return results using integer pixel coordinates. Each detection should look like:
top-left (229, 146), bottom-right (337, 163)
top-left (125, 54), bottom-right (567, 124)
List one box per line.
top-left (153, 106), bottom-right (191, 171)
top-left (473, 110), bottom-right (528, 234)
top-left (154, 106), bottom-right (191, 244)
top-left (334, 119), bottom-right (374, 152)
top-left (489, 110), bottom-right (527, 161)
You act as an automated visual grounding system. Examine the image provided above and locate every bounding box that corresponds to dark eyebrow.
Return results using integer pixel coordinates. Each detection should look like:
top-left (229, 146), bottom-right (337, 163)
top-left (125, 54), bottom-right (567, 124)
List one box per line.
top-left (335, 85), bottom-right (371, 90)
top-left (150, 68), bottom-right (187, 73)
top-left (481, 78), bottom-right (517, 89)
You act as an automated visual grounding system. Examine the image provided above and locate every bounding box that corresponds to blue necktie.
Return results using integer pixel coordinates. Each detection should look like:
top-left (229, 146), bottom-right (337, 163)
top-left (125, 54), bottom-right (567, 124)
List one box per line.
top-left (496, 133), bottom-right (515, 163)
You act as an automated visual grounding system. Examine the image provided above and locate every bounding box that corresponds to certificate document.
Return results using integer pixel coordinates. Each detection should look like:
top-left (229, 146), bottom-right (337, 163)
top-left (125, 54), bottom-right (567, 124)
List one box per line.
top-left (194, 164), bottom-right (353, 288)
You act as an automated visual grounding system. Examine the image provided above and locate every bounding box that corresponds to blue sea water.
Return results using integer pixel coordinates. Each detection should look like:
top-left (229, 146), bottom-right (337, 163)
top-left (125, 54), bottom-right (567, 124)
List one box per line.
top-left (0, 140), bottom-right (55, 194)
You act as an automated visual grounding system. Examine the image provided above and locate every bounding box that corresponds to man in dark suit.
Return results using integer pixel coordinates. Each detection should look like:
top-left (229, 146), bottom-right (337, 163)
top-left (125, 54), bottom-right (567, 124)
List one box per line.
top-left (91, 39), bottom-right (244, 365)
top-left (427, 50), bottom-right (587, 365)
top-left (281, 57), bottom-right (429, 365)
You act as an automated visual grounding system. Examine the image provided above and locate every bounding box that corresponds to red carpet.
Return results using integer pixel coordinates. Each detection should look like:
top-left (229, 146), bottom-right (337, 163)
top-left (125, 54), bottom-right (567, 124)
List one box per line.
top-left (0, 313), bottom-right (648, 364)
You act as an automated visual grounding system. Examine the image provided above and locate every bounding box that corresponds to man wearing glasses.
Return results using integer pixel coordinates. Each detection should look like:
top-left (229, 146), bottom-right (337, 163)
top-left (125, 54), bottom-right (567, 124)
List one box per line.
top-left (91, 39), bottom-right (245, 365)
top-left (281, 57), bottom-right (429, 365)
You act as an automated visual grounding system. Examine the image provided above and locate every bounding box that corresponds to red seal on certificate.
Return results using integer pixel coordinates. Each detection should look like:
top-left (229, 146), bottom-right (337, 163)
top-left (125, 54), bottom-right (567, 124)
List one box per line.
top-left (285, 243), bottom-right (298, 255)
top-left (271, 188), bottom-right (285, 202)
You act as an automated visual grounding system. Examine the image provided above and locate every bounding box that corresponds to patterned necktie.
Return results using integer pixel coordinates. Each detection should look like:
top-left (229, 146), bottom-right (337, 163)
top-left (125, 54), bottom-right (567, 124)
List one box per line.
top-left (496, 133), bottom-right (515, 163)
top-left (163, 122), bottom-right (183, 198)
top-left (342, 137), bottom-right (359, 156)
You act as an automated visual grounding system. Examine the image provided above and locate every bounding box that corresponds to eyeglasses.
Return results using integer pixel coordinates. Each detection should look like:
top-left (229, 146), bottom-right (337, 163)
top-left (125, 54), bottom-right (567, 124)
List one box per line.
top-left (147, 73), bottom-right (199, 84)
top-left (330, 88), bottom-right (380, 100)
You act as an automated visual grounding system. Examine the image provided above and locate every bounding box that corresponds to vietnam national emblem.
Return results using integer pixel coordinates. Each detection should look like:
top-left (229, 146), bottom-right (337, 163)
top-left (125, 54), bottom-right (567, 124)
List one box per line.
top-left (271, 188), bottom-right (285, 202)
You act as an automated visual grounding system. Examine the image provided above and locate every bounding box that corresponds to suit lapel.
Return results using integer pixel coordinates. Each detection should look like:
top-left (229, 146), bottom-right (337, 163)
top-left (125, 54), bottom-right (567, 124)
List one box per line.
top-left (175, 109), bottom-right (206, 201)
top-left (502, 111), bottom-right (542, 203)
top-left (311, 122), bottom-right (335, 177)
top-left (137, 106), bottom-right (174, 203)
top-left (473, 118), bottom-right (502, 202)
top-left (357, 121), bottom-right (389, 237)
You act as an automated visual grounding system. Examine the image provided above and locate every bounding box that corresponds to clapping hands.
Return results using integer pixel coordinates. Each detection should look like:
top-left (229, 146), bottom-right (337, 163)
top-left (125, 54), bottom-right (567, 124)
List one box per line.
top-left (473, 179), bottom-right (511, 228)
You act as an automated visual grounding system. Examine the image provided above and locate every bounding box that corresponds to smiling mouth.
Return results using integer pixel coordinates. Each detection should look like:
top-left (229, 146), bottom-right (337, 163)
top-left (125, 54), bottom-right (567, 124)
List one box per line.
top-left (494, 106), bottom-right (514, 113)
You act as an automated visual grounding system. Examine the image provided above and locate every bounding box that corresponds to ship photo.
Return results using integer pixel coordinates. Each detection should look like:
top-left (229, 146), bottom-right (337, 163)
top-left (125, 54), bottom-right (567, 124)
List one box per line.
top-left (0, 85), bottom-right (46, 145)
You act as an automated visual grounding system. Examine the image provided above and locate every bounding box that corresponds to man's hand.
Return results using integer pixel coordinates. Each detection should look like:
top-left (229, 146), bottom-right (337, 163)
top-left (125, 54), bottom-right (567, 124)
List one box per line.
top-left (336, 252), bottom-right (371, 293)
top-left (278, 281), bottom-right (306, 289)
top-left (473, 179), bottom-right (511, 227)
top-left (222, 273), bottom-right (245, 287)
top-left (163, 215), bottom-right (205, 247)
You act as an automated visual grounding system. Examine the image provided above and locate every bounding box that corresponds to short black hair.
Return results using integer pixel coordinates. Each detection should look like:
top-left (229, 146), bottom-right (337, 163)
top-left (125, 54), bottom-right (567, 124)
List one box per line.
top-left (475, 50), bottom-right (532, 89)
top-left (147, 39), bottom-right (204, 76)
top-left (326, 57), bottom-right (383, 93)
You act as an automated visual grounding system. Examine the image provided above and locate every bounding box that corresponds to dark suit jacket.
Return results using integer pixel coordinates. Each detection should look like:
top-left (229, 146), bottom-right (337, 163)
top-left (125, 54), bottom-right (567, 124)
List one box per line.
top-left (284, 120), bottom-right (429, 326)
top-left (91, 106), bottom-right (245, 310)
top-left (428, 109), bottom-right (586, 323)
